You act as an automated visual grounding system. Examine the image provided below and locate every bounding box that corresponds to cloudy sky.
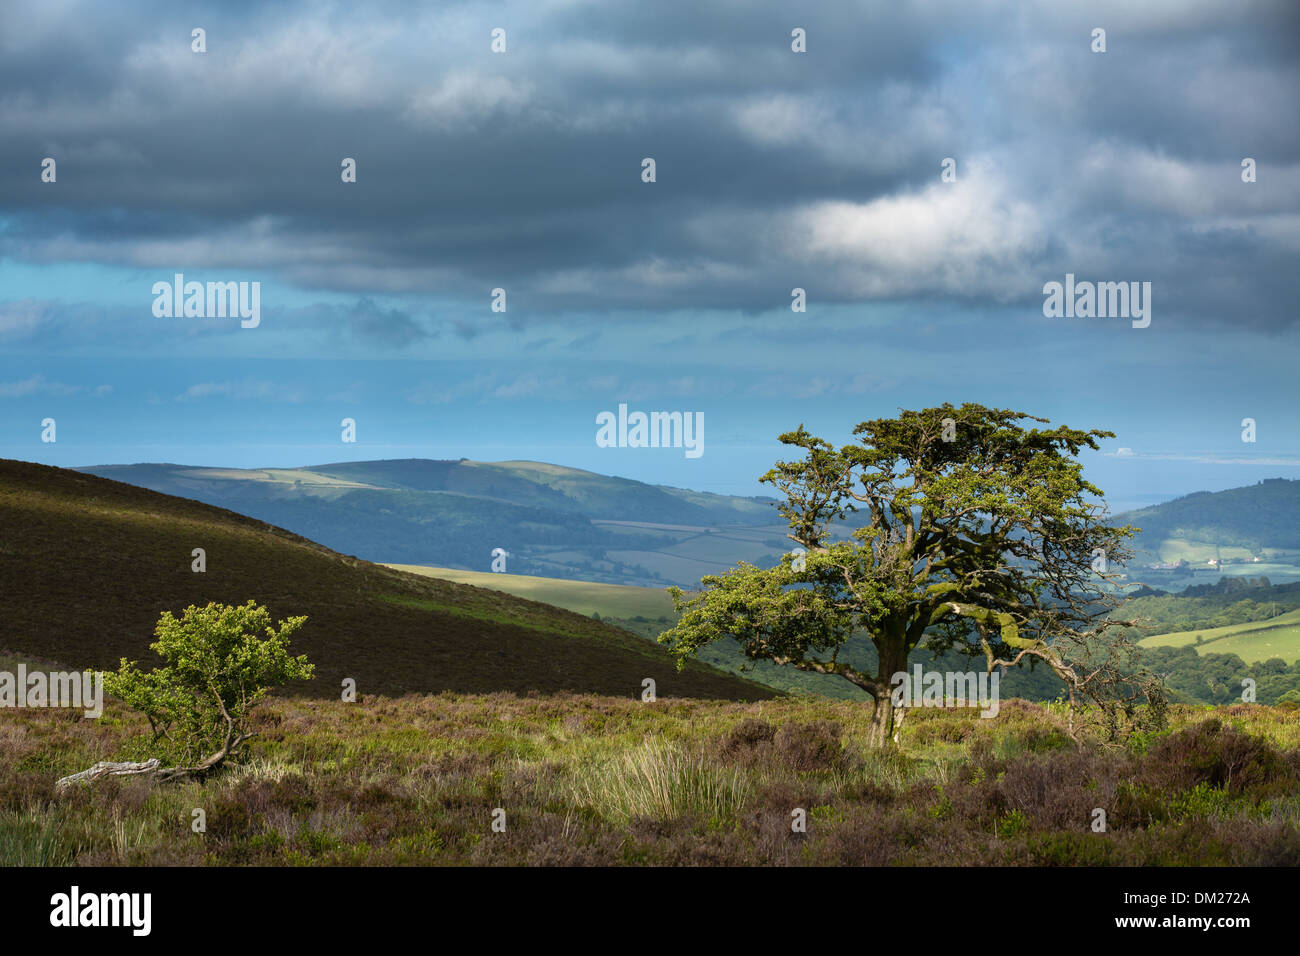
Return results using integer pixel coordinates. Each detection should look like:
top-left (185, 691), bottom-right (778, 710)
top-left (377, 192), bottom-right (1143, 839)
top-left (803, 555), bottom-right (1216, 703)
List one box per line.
top-left (2, 0), bottom-right (1298, 509)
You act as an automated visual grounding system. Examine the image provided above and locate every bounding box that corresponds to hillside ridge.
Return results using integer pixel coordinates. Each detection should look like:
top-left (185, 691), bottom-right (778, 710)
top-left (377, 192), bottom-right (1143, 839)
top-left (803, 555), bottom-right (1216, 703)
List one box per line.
top-left (1, 458), bottom-right (775, 702)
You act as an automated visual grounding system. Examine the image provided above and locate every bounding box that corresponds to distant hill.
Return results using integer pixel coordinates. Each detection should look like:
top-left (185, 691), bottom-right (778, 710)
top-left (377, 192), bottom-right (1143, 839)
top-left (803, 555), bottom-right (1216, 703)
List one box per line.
top-left (1118, 577), bottom-right (1300, 632)
top-left (76, 459), bottom-right (786, 587)
top-left (1118, 477), bottom-right (1300, 554)
top-left (390, 564), bottom-right (679, 620)
top-left (0, 459), bottom-right (775, 702)
top-left (309, 459), bottom-right (775, 524)
top-left (1114, 478), bottom-right (1300, 588)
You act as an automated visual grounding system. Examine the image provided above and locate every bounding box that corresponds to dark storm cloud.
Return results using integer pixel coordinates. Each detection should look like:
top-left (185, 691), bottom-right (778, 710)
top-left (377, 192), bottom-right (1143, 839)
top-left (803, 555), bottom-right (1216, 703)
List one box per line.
top-left (1, 0), bottom-right (1297, 330)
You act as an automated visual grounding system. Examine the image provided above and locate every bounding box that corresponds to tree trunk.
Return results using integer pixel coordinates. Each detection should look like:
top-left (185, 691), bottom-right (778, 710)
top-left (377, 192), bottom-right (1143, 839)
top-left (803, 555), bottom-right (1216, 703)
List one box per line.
top-left (867, 692), bottom-right (895, 748)
top-left (54, 760), bottom-right (162, 794)
top-left (866, 631), bottom-right (907, 748)
top-left (55, 728), bottom-right (255, 795)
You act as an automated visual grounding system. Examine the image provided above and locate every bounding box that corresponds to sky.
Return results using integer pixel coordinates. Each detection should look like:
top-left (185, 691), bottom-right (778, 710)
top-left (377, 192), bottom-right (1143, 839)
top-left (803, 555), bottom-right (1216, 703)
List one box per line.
top-left (2, 0), bottom-right (1298, 511)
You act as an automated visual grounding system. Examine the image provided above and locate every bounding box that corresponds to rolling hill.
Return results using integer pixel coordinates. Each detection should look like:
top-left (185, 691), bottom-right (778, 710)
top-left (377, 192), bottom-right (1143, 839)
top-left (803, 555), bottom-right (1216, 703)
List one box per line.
top-left (77, 464), bottom-right (1300, 593)
top-left (0, 459), bottom-right (776, 702)
top-left (389, 564), bottom-right (678, 620)
top-left (1115, 478), bottom-right (1300, 588)
top-left (76, 459), bottom-right (788, 588)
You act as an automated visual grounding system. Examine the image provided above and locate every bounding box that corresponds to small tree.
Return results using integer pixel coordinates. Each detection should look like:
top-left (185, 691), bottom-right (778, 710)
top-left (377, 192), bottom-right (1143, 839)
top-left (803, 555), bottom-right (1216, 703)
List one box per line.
top-left (658, 403), bottom-right (1165, 747)
top-left (110, 600), bottom-right (314, 769)
top-left (58, 601), bottom-right (313, 791)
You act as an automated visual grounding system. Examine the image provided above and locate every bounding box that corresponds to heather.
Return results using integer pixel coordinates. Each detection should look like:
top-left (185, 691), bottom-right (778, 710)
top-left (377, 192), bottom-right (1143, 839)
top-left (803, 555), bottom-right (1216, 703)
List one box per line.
top-left (4, 688), bottom-right (1298, 866)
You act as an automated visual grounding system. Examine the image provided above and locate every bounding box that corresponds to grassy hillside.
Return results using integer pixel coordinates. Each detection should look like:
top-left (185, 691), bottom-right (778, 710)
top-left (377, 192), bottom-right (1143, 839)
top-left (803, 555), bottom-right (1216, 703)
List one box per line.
top-left (388, 564), bottom-right (677, 619)
top-left (0, 459), bottom-right (774, 702)
top-left (1141, 608), bottom-right (1300, 664)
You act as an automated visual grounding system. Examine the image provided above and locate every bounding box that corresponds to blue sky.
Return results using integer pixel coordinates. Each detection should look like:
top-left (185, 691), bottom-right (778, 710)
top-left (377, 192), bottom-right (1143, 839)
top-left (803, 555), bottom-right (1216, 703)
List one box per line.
top-left (2, 0), bottom-right (1298, 510)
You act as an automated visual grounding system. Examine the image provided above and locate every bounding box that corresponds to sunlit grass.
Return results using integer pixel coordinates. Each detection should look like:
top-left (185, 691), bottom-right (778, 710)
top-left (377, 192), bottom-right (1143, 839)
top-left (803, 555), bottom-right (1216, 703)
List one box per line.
top-left (2, 693), bottom-right (1298, 865)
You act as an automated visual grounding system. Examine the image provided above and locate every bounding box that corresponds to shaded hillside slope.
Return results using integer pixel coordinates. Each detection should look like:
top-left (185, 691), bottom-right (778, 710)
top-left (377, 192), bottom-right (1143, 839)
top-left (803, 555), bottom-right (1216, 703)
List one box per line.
top-left (0, 459), bottom-right (775, 702)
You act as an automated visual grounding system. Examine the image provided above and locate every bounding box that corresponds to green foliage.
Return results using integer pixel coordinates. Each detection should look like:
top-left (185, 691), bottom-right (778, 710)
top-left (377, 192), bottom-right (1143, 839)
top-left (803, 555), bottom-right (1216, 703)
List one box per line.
top-left (1121, 578), bottom-right (1300, 634)
top-left (996, 809), bottom-right (1030, 839)
top-left (1166, 783), bottom-right (1235, 821)
top-left (105, 601), bottom-right (315, 764)
top-left (1141, 644), bottom-right (1300, 705)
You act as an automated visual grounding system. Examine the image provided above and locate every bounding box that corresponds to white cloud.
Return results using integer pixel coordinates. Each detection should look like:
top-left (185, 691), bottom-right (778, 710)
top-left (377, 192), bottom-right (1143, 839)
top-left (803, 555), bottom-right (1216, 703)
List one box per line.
top-left (177, 380), bottom-right (306, 402)
top-left (781, 163), bottom-right (1050, 299)
top-left (0, 300), bottom-right (51, 337)
top-left (0, 374), bottom-right (110, 398)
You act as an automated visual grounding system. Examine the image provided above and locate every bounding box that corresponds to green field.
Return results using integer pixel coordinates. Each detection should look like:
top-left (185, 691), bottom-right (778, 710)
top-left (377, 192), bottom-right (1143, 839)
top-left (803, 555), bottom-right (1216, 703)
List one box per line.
top-left (387, 564), bottom-right (677, 619)
top-left (1141, 607), bottom-right (1300, 663)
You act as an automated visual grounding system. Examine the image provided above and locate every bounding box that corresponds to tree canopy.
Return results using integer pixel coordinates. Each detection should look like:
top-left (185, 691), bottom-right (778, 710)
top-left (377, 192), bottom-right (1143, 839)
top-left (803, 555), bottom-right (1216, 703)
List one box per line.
top-left (659, 403), bottom-right (1165, 745)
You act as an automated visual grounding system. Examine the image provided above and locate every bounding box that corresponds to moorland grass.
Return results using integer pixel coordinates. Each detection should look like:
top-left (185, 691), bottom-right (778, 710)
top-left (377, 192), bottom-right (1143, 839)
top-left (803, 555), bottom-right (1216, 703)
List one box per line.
top-left (2, 691), bottom-right (1298, 866)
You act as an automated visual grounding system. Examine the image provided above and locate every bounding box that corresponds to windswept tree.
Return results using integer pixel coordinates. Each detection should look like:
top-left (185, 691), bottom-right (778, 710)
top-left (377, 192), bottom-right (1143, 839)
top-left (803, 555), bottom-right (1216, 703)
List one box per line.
top-left (659, 404), bottom-right (1165, 747)
top-left (57, 601), bottom-right (314, 792)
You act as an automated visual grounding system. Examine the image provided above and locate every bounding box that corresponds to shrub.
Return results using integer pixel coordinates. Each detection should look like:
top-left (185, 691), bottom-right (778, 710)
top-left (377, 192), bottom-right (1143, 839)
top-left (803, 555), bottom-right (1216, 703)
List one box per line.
top-left (1140, 718), bottom-right (1298, 796)
top-left (774, 720), bottom-right (845, 772)
top-left (715, 718), bottom-right (777, 767)
top-left (106, 601), bottom-right (315, 767)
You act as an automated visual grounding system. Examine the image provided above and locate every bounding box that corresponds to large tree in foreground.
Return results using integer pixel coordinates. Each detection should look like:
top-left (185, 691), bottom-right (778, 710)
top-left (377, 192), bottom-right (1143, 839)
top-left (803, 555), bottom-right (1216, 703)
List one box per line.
top-left (659, 403), bottom-right (1165, 747)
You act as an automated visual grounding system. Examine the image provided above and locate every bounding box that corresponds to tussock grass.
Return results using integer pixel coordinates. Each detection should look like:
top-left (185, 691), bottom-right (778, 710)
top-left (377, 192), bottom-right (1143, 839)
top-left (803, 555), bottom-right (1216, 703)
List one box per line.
top-left (0, 809), bottom-right (73, 866)
top-left (569, 738), bottom-right (751, 825)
